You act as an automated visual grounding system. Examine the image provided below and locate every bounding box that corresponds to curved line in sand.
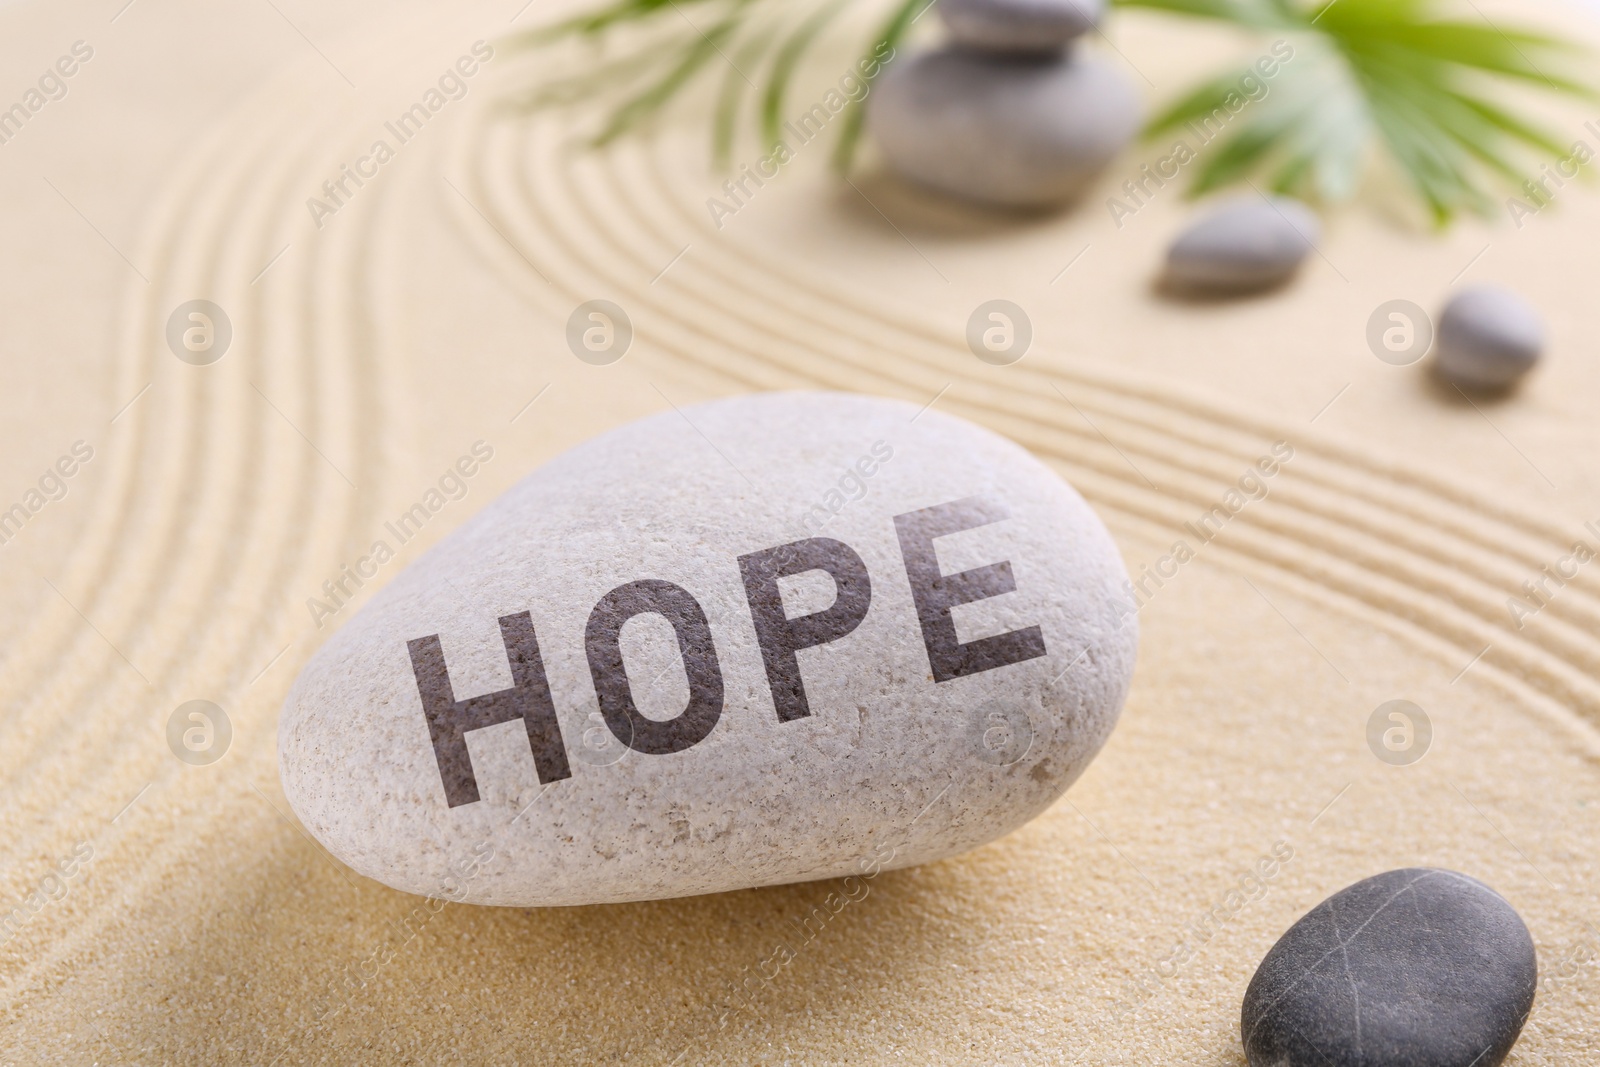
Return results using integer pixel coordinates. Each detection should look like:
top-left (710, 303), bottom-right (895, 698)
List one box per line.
top-left (0, 14), bottom-right (481, 995)
top-left (0, 41), bottom-right (409, 894)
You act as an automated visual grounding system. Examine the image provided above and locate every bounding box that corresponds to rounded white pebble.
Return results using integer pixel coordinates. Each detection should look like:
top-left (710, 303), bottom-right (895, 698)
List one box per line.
top-left (279, 393), bottom-right (1138, 906)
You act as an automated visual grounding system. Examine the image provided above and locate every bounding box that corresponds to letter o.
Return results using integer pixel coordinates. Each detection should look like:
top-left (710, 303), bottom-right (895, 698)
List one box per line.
top-left (585, 579), bottom-right (725, 755)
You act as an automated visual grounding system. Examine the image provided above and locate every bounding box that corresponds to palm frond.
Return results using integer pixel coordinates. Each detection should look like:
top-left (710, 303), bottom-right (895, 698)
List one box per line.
top-left (1187, 101), bottom-right (1307, 194)
top-left (830, 0), bottom-right (933, 171)
top-left (510, 0), bottom-right (1594, 224)
top-left (1146, 68), bottom-right (1272, 137)
top-left (513, 33), bottom-right (694, 110)
top-left (714, 27), bottom-right (777, 165)
top-left (762, 0), bottom-right (852, 151)
top-left (1121, 0), bottom-right (1594, 222)
top-left (592, 13), bottom-right (745, 144)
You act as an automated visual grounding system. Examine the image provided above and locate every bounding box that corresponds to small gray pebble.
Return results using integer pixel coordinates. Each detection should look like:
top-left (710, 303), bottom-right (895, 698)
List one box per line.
top-left (1435, 285), bottom-right (1543, 390)
top-left (1242, 868), bottom-right (1537, 1067)
top-left (868, 48), bottom-right (1140, 208)
top-left (939, 0), bottom-right (1103, 53)
top-left (1165, 196), bottom-right (1320, 293)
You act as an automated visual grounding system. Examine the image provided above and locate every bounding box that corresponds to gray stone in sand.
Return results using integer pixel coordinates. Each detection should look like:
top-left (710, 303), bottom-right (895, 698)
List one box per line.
top-left (279, 393), bottom-right (1138, 906)
top-left (1165, 196), bottom-right (1321, 293)
top-left (1242, 868), bottom-right (1537, 1067)
top-left (1434, 285), bottom-right (1544, 390)
top-left (939, 0), bottom-right (1104, 54)
top-left (868, 48), bottom-right (1140, 208)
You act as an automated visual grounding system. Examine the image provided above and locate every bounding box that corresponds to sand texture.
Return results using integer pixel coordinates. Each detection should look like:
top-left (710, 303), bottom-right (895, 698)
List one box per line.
top-left (2, 0), bottom-right (1600, 1063)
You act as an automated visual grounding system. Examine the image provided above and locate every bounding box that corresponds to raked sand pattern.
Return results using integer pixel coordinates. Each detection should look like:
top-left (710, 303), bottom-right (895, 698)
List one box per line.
top-left (2, 1), bottom-right (1599, 1063)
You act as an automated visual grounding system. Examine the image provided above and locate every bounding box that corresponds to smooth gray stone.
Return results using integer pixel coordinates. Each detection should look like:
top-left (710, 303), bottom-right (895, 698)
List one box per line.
top-left (1242, 868), bottom-right (1537, 1067)
top-left (1435, 285), bottom-right (1544, 390)
top-left (939, 0), bottom-right (1103, 53)
top-left (1165, 196), bottom-right (1320, 292)
top-left (868, 48), bottom-right (1140, 208)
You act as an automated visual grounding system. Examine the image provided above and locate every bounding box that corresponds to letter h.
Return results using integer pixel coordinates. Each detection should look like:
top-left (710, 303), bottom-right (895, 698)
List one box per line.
top-left (406, 611), bottom-right (571, 808)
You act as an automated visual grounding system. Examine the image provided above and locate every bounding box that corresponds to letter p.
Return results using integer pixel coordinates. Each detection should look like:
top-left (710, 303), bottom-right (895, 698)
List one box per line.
top-left (738, 537), bottom-right (872, 722)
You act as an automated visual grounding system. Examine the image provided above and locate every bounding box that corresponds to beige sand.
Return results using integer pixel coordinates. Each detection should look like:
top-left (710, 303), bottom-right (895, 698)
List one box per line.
top-left (2, 0), bottom-right (1599, 1062)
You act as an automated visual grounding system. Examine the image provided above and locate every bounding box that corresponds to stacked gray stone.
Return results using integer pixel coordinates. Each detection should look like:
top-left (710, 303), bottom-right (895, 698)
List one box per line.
top-left (869, 0), bottom-right (1140, 208)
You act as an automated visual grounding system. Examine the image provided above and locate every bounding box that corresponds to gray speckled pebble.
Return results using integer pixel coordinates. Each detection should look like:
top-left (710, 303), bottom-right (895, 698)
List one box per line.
top-left (1165, 196), bottom-right (1320, 293)
top-left (280, 393), bottom-right (1138, 906)
top-left (1435, 285), bottom-right (1544, 390)
top-left (939, 0), bottom-right (1104, 53)
top-left (868, 48), bottom-right (1140, 208)
top-left (1242, 868), bottom-right (1537, 1067)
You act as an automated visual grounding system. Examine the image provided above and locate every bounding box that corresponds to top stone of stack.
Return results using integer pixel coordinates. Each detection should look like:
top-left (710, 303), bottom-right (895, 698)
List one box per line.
top-left (939, 0), bottom-right (1104, 53)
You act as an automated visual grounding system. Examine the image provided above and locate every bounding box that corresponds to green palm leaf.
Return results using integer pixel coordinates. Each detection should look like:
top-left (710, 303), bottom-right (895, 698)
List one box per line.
top-left (762, 0), bottom-right (852, 151)
top-left (830, 0), bottom-right (934, 170)
top-left (511, 0), bottom-right (1594, 225)
top-left (1122, 0), bottom-right (1595, 222)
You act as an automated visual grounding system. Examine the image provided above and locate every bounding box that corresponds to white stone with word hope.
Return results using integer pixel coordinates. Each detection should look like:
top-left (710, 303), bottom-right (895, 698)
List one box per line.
top-left (279, 393), bottom-right (1137, 906)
